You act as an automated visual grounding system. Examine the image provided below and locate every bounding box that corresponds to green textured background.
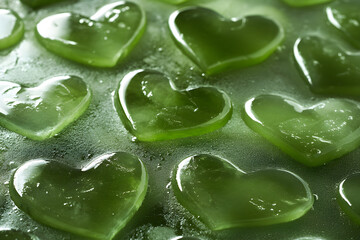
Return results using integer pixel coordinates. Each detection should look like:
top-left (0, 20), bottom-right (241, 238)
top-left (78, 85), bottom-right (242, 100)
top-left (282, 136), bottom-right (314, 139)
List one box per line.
top-left (0, 0), bottom-right (359, 239)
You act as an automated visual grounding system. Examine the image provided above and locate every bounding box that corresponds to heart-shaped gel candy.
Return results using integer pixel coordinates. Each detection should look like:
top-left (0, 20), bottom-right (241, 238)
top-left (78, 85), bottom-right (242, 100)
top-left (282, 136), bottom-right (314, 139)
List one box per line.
top-left (294, 36), bottom-right (360, 96)
top-left (242, 94), bottom-right (360, 166)
top-left (0, 229), bottom-right (38, 240)
top-left (327, 3), bottom-right (360, 49)
top-left (115, 70), bottom-right (232, 141)
top-left (36, 1), bottom-right (145, 67)
top-left (168, 7), bottom-right (284, 75)
top-left (337, 174), bottom-right (360, 225)
top-left (20, 0), bottom-right (67, 8)
top-left (282, 0), bottom-right (333, 7)
top-left (10, 152), bottom-right (148, 240)
top-left (0, 76), bottom-right (91, 140)
top-left (0, 9), bottom-right (24, 50)
top-left (172, 154), bottom-right (313, 230)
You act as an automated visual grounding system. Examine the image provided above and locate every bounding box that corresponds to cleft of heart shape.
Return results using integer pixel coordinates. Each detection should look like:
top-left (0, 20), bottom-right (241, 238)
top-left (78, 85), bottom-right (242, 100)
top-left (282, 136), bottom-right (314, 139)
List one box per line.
top-left (9, 152), bottom-right (148, 240)
top-left (114, 69), bottom-right (233, 141)
top-left (36, 1), bottom-right (146, 67)
top-left (172, 154), bottom-right (314, 230)
top-left (242, 94), bottom-right (360, 167)
top-left (294, 35), bottom-right (360, 97)
top-left (168, 7), bottom-right (284, 75)
top-left (0, 75), bottom-right (91, 140)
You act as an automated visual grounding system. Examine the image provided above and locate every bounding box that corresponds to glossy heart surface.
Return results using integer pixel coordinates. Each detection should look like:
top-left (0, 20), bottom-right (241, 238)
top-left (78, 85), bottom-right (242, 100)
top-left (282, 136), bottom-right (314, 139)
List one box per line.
top-left (0, 76), bottom-right (91, 140)
top-left (327, 3), bottom-right (360, 49)
top-left (294, 36), bottom-right (360, 97)
top-left (282, 0), bottom-right (333, 7)
top-left (9, 152), bottom-right (148, 240)
top-left (337, 174), bottom-right (360, 225)
top-left (242, 94), bottom-right (360, 166)
top-left (0, 9), bottom-right (24, 50)
top-left (36, 1), bottom-right (145, 67)
top-left (115, 70), bottom-right (232, 141)
top-left (168, 7), bottom-right (284, 75)
top-left (172, 154), bottom-right (313, 230)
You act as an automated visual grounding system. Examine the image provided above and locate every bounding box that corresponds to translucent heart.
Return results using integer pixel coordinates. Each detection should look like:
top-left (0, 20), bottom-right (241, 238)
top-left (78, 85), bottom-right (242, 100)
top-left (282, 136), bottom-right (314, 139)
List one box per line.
top-left (242, 94), bottom-right (360, 166)
top-left (114, 69), bottom-right (232, 141)
top-left (172, 154), bottom-right (313, 230)
top-left (169, 7), bottom-right (284, 75)
top-left (0, 76), bottom-right (91, 140)
top-left (294, 36), bottom-right (360, 96)
top-left (36, 1), bottom-right (145, 67)
top-left (0, 9), bottom-right (24, 50)
top-left (9, 152), bottom-right (148, 240)
top-left (327, 3), bottom-right (360, 49)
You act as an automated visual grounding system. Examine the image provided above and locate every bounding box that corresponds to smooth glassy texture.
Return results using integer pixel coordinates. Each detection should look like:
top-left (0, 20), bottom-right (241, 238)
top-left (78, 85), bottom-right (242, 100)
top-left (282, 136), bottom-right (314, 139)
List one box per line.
top-left (327, 3), bottom-right (360, 49)
top-left (115, 70), bottom-right (232, 141)
top-left (337, 174), bottom-right (360, 225)
top-left (172, 154), bottom-right (313, 230)
top-left (242, 95), bottom-right (360, 166)
top-left (0, 76), bottom-right (91, 140)
top-left (294, 36), bottom-right (360, 96)
top-left (36, 1), bottom-right (145, 67)
top-left (169, 7), bottom-right (284, 75)
top-left (9, 152), bottom-right (148, 240)
top-left (0, 9), bottom-right (24, 50)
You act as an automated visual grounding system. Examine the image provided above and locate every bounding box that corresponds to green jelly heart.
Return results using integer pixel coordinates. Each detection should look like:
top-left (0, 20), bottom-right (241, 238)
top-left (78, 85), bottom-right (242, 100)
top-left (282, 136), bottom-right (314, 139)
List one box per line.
top-left (172, 154), bottom-right (313, 230)
top-left (327, 3), bottom-right (360, 49)
top-left (36, 1), bottom-right (145, 67)
top-left (0, 9), bottom-right (24, 50)
top-left (242, 94), bottom-right (360, 167)
top-left (20, 0), bottom-right (67, 8)
top-left (294, 36), bottom-right (360, 97)
top-left (168, 7), bottom-right (284, 75)
top-left (9, 152), bottom-right (148, 240)
top-left (0, 229), bottom-right (38, 240)
top-left (114, 69), bottom-right (232, 141)
top-left (337, 173), bottom-right (360, 225)
top-left (282, 0), bottom-right (333, 7)
top-left (0, 76), bottom-right (91, 140)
